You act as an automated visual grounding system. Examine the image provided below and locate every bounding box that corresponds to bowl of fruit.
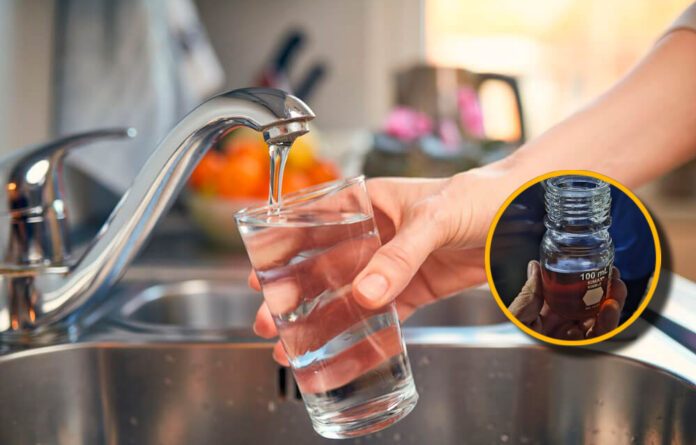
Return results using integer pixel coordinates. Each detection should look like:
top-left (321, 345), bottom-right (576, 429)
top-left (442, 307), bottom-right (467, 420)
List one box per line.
top-left (186, 127), bottom-right (340, 249)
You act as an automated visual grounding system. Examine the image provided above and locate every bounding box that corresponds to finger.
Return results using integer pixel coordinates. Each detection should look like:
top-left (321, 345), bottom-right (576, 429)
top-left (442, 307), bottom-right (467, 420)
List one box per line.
top-left (310, 233), bottom-right (378, 295)
top-left (253, 302), bottom-right (278, 339)
top-left (395, 300), bottom-right (418, 322)
top-left (611, 266), bottom-right (620, 281)
top-left (389, 248), bottom-right (487, 318)
top-left (581, 317), bottom-right (595, 331)
top-left (549, 320), bottom-right (584, 340)
top-left (607, 267), bottom-right (627, 309)
top-left (563, 324), bottom-right (585, 340)
top-left (584, 268), bottom-right (626, 338)
top-left (590, 299), bottom-right (622, 337)
top-left (258, 232), bottom-right (379, 317)
top-left (248, 270), bottom-right (261, 291)
top-left (352, 198), bottom-right (448, 309)
top-left (272, 341), bottom-right (290, 367)
top-left (508, 261), bottom-right (544, 326)
top-left (255, 232), bottom-right (376, 319)
top-left (261, 276), bottom-right (302, 317)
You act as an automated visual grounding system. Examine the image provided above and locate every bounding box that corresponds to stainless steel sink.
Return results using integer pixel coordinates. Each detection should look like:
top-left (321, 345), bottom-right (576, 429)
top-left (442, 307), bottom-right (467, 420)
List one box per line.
top-left (4, 264), bottom-right (693, 444)
top-left (403, 287), bottom-right (508, 327)
top-left (105, 279), bottom-right (506, 333)
top-left (112, 280), bottom-right (263, 331)
top-left (0, 343), bottom-right (693, 444)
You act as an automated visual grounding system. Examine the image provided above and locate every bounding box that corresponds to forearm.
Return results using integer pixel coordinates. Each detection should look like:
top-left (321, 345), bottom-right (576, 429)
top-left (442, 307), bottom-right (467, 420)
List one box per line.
top-left (491, 30), bottom-right (696, 191)
top-left (451, 30), bottom-right (696, 245)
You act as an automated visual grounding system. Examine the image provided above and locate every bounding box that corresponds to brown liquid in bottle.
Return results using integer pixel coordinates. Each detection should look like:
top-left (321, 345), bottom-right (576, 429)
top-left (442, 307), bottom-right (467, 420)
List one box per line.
top-left (541, 264), bottom-right (611, 320)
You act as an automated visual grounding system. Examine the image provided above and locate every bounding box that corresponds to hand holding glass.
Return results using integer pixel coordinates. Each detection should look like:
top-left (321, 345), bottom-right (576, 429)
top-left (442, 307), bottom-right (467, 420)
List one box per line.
top-left (235, 176), bottom-right (417, 439)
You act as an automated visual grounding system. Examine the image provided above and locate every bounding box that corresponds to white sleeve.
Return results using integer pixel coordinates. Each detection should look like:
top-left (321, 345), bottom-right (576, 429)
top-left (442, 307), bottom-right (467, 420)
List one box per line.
top-left (662, 2), bottom-right (696, 39)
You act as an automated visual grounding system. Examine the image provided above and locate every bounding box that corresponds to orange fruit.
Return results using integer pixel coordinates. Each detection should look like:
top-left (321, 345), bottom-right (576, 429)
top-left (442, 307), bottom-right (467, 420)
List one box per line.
top-left (189, 151), bottom-right (226, 192)
top-left (225, 142), bottom-right (268, 165)
top-left (217, 152), bottom-right (267, 198)
top-left (307, 159), bottom-right (340, 185)
top-left (252, 164), bottom-right (271, 198)
top-left (286, 133), bottom-right (317, 170)
top-left (222, 127), bottom-right (266, 155)
top-left (282, 168), bottom-right (313, 195)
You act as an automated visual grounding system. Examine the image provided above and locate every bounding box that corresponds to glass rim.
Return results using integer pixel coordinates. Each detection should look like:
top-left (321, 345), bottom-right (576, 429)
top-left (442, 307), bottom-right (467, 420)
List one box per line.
top-left (234, 175), bottom-right (366, 224)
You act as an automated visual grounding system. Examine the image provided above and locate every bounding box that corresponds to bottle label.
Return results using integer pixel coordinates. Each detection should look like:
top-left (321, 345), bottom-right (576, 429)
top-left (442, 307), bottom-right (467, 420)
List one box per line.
top-left (541, 265), bottom-right (612, 320)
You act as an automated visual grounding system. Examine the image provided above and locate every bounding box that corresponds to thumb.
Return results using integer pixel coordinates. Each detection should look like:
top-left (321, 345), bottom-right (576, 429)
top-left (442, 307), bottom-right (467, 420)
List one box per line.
top-left (508, 261), bottom-right (544, 326)
top-left (352, 201), bottom-right (447, 309)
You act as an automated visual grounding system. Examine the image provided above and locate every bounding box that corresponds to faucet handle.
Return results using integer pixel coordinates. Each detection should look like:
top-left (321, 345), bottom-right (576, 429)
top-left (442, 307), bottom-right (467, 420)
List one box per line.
top-left (0, 128), bottom-right (136, 265)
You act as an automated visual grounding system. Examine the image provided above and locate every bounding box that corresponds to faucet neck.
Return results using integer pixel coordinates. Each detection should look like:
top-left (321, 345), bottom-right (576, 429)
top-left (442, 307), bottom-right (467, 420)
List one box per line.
top-left (0, 88), bottom-right (314, 342)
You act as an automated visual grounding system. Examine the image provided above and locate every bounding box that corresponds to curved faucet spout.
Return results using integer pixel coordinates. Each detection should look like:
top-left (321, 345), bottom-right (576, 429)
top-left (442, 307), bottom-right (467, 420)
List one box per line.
top-left (1, 88), bottom-right (314, 337)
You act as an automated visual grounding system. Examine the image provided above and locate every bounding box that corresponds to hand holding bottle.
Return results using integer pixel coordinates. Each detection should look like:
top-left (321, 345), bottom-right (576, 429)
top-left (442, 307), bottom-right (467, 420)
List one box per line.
top-left (509, 260), bottom-right (628, 340)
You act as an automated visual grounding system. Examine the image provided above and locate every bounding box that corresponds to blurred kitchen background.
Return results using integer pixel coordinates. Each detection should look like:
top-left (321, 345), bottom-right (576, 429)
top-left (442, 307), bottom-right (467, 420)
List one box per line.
top-left (0, 0), bottom-right (694, 278)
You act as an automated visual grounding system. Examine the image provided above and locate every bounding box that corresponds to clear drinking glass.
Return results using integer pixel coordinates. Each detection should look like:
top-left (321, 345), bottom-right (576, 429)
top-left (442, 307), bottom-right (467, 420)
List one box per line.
top-left (235, 176), bottom-right (418, 439)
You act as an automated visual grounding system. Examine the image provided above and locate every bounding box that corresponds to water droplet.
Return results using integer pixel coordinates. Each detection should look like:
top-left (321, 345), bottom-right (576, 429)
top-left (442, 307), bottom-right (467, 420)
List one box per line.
top-left (417, 356), bottom-right (431, 367)
top-left (164, 354), bottom-right (175, 363)
top-left (500, 434), bottom-right (509, 442)
top-left (393, 432), bottom-right (402, 441)
top-left (129, 416), bottom-right (139, 427)
top-left (267, 401), bottom-right (277, 413)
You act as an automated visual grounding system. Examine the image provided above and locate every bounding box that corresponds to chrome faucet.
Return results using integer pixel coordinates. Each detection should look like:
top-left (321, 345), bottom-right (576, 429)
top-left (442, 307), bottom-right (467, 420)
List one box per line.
top-left (0, 87), bottom-right (314, 343)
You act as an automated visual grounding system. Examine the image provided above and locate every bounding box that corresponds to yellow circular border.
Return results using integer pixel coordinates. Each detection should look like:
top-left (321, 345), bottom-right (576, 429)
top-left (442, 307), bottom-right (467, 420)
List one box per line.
top-left (485, 170), bottom-right (662, 346)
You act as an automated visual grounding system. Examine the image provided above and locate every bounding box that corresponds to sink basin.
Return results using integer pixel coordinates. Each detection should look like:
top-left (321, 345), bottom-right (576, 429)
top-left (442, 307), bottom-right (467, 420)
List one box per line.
top-left (0, 343), bottom-right (693, 444)
top-left (107, 280), bottom-right (506, 332)
top-left (112, 280), bottom-right (263, 330)
top-left (403, 287), bottom-right (508, 327)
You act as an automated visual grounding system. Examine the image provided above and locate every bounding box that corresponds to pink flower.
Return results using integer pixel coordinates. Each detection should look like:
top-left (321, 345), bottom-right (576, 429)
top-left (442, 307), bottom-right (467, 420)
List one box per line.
top-left (458, 87), bottom-right (485, 138)
top-left (384, 107), bottom-right (433, 142)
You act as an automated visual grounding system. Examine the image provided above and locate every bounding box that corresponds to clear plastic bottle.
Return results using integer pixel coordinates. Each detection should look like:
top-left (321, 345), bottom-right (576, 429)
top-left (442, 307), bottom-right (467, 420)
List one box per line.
top-left (540, 175), bottom-right (614, 320)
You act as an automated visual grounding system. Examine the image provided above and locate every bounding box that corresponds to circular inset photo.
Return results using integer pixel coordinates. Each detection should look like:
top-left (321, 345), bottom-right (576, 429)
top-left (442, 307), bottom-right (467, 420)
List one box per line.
top-left (485, 170), bottom-right (661, 345)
